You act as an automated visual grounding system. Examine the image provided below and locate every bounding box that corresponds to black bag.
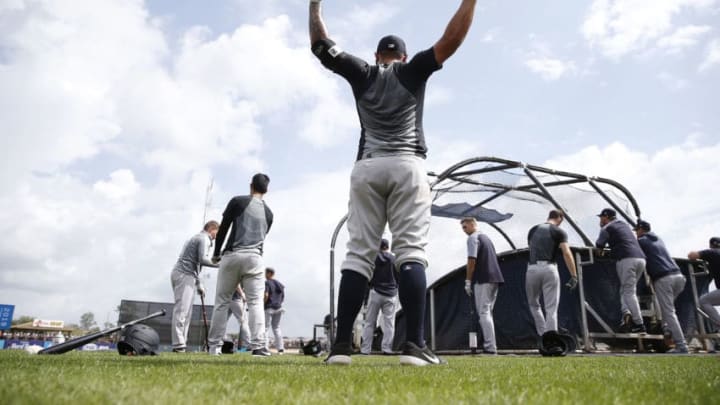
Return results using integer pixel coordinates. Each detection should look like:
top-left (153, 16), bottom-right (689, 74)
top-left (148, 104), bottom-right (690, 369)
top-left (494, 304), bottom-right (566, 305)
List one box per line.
top-left (302, 340), bottom-right (322, 356)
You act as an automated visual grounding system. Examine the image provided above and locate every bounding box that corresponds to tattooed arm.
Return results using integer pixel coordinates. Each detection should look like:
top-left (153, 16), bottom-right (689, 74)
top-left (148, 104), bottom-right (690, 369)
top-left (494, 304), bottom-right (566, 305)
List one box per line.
top-left (309, 0), bottom-right (329, 44)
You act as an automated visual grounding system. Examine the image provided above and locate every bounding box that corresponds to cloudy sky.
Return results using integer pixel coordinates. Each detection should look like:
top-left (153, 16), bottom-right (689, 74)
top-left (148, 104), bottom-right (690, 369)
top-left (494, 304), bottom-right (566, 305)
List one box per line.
top-left (1, 0), bottom-right (718, 338)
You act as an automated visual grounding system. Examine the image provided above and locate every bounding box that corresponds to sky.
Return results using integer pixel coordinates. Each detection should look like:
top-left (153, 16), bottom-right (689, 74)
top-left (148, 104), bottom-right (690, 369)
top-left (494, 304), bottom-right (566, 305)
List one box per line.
top-left (0, 0), bottom-right (718, 338)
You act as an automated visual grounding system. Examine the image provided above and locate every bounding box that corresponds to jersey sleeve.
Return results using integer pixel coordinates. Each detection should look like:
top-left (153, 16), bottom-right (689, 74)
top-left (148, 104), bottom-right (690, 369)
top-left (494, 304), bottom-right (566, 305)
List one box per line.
top-left (552, 227), bottom-right (568, 244)
top-left (398, 48), bottom-right (442, 90)
top-left (596, 228), bottom-right (609, 248)
top-left (466, 234), bottom-right (479, 258)
top-left (311, 38), bottom-right (371, 88)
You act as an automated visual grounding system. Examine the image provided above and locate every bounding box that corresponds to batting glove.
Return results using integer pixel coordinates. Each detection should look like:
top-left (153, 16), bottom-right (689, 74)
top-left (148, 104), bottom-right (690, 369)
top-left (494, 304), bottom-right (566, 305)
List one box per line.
top-left (464, 280), bottom-right (473, 296)
top-left (197, 283), bottom-right (206, 297)
top-left (565, 276), bottom-right (578, 290)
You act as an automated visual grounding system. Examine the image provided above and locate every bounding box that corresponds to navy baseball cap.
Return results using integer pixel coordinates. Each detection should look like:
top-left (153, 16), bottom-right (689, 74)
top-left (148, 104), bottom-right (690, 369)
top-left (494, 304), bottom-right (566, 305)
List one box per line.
top-left (597, 208), bottom-right (616, 218)
top-left (710, 237), bottom-right (720, 248)
top-left (634, 220), bottom-right (651, 231)
top-left (376, 35), bottom-right (406, 55)
top-left (380, 238), bottom-right (389, 250)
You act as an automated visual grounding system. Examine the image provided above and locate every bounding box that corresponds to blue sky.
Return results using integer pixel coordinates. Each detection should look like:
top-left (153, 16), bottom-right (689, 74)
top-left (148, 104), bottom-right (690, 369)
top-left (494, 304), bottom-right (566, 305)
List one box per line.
top-left (0, 0), bottom-right (718, 338)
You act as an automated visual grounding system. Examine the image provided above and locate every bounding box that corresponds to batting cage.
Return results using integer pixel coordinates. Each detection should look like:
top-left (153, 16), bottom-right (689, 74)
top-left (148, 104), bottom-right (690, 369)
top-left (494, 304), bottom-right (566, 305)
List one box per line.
top-left (329, 156), bottom-right (718, 353)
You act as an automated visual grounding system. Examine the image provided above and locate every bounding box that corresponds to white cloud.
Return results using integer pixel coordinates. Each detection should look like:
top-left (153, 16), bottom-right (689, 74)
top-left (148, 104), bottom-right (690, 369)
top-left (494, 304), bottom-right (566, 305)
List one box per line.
top-left (656, 24), bottom-right (712, 53)
top-left (93, 169), bottom-right (141, 201)
top-left (525, 57), bottom-right (577, 80)
top-left (581, 0), bottom-right (717, 58)
top-left (544, 140), bottom-right (720, 257)
top-left (699, 38), bottom-right (720, 71)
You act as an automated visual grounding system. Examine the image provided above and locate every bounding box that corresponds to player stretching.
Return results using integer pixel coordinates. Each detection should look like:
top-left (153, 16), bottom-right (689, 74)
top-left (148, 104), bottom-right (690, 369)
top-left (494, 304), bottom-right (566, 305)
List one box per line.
top-left (309, 0), bottom-right (478, 366)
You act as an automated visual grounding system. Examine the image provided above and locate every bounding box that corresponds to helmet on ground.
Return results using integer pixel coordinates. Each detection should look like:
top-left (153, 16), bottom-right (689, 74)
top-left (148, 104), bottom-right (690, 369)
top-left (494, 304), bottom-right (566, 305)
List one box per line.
top-left (117, 324), bottom-right (159, 356)
top-left (221, 340), bottom-right (235, 354)
top-left (540, 330), bottom-right (568, 357)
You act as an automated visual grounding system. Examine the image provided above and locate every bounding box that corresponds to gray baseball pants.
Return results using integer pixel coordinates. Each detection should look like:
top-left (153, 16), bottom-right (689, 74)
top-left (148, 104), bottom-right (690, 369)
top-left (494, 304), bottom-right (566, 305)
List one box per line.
top-left (208, 251), bottom-right (266, 351)
top-left (361, 289), bottom-right (397, 354)
top-left (341, 155), bottom-right (430, 279)
top-left (617, 257), bottom-right (646, 324)
top-left (170, 269), bottom-right (197, 349)
top-left (525, 262), bottom-right (560, 336)
top-left (653, 273), bottom-right (687, 348)
top-left (474, 282), bottom-right (500, 352)
top-left (699, 288), bottom-right (720, 327)
top-left (265, 308), bottom-right (285, 351)
top-left (229, 297), bottom-right (251, 348)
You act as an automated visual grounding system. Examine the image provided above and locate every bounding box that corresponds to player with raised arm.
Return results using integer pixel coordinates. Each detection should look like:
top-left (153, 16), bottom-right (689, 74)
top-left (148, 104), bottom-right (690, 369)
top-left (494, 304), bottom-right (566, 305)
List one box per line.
top-left (309, 0), bottom-right (478, 366)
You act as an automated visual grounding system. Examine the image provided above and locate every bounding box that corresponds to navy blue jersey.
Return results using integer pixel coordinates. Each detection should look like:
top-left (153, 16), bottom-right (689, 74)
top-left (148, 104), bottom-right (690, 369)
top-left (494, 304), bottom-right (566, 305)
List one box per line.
top-left (370, 251), bottom-right (398, 297)
top-left (265, 279), bottom-right (284, 310)
top-left (595, 219), bottom-right (645, 260)
top-left (467, 232), bottom-right (504, 284)
top-left (699, 248), bottom-right (720, 288)
top-left (637, 232), bottom-right (680, 281)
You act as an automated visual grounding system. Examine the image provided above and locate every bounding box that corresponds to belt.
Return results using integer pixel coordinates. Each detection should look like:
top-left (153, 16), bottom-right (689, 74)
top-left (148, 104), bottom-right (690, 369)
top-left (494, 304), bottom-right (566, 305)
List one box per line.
top-left (360, 151), bottom-right (426, 160)
top-left (655, 270), bottom-right (681, 280)
top-left (534, 260), bottom-right (556, 265)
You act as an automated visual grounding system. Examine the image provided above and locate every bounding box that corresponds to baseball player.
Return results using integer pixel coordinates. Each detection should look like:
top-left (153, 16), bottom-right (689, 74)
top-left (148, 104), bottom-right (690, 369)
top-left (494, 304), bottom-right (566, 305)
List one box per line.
top-left (595, 208), bottom-right (647, 333)
top-left (207, 173), bottom-right (274, 357)
top-left (688, 237), bottom-right (720, 329)
top-left (461, 218), bottom-right (504, 354)
top-left (170, 220), bottom-right (219, 353)
top-left (525, 210), bottom-right (577, 338)
top-left (360, 239), bottom-right (398, 355)
top-left (634, 220), bottom-right (688, 353)
top-left (310, 0), bottom-right (478, 367)
top-left (264, 267), bottom-right (285, 354)
top-left (228, 284), bottom-right (251, 351)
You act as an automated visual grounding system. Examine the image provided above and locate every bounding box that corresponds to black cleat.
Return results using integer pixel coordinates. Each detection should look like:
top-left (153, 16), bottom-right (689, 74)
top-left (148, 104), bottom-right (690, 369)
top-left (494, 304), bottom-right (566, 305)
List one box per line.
top-left (630, 323), bottom-right (646, 334)
top-left (324, 342), bottom-right (353, 365)
top-left (252, 348), bottom-right (272, 357)
top-left (399, 342), bottom-right (447, 366)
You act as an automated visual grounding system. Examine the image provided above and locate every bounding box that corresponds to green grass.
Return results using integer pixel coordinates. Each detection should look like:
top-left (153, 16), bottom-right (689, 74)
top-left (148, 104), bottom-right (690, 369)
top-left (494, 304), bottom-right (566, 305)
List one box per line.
top-left (0, 351), bottom-right (718, 404)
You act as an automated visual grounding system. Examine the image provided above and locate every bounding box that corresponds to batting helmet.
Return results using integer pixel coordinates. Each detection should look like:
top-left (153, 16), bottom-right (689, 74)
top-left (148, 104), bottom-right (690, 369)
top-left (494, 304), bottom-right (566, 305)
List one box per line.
top-left (221, 340), bottom-right (235, 354)
top-left (540, 331), bottom-right (568, 357)
top-left (117, 324), bottom-right (160, 356)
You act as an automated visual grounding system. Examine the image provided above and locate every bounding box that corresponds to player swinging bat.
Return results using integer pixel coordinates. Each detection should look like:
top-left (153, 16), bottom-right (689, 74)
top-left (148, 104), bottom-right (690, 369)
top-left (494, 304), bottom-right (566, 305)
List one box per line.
top-left (38, 310), bottom-right (166, 355)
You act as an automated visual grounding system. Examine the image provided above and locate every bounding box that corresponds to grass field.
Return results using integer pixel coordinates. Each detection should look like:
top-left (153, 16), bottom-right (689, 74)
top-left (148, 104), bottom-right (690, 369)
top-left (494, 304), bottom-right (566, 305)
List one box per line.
top-left (1, 350), bottom-right (718, 404)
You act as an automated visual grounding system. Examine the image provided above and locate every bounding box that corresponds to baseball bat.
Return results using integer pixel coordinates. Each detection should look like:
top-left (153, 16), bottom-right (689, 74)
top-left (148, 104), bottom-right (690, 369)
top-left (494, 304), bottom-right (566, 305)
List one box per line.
top-left (38, 309), bottom-right (166, 355)
top-left (200, 294), bottom-right (210, 351)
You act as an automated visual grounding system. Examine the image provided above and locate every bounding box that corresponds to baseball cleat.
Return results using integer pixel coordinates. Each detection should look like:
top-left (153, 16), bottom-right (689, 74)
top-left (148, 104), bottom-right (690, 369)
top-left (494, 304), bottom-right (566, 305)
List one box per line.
top-left (399, 342), bottom-right (446, 366)
top-left (252, 348), bottom-right (272, 357)
top-left (324, 342), bottom-right (353, 365)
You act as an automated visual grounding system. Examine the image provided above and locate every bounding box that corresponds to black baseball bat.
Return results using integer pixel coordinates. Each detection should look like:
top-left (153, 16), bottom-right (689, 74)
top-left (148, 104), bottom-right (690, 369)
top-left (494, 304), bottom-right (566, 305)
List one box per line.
top-left (200, 294), bottom-right (210, 351)
top-left (38, 309), bottom-right (166, 355)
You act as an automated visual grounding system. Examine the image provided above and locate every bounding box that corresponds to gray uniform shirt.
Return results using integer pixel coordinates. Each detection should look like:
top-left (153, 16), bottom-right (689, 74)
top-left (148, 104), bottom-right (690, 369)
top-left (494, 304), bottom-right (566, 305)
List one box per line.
top-left (214, 195), bottom-right (273, 257)
top-left (528, 223), bottom-right (568, 265)
top-left (173, 231), bottom-right (215, 278)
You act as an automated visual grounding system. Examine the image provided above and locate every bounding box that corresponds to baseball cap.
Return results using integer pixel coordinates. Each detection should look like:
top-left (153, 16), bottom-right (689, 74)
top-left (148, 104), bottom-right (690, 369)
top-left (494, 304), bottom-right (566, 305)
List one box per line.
top-left (710, 237), bottom-right (720, 248)
top-left (380, 238), bottom-right (389, 250)
top-left (634, 220), bottom-right (651, 232)
top-left (376, 35), bottom-right (407, 55)
top-left (597, 208), bottom-right (616, 218)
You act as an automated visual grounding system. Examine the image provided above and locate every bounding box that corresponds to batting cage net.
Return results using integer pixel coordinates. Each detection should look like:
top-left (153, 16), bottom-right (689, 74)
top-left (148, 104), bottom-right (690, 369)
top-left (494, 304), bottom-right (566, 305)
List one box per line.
top-left (381, 157), bottom-right (714, 352)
